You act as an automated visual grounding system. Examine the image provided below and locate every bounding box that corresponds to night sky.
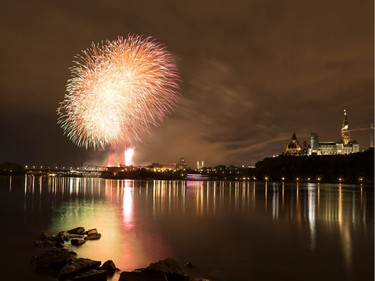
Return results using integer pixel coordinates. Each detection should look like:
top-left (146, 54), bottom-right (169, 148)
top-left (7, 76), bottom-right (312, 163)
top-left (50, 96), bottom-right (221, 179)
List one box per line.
top-left (0, 0), bottom-right (373, 167)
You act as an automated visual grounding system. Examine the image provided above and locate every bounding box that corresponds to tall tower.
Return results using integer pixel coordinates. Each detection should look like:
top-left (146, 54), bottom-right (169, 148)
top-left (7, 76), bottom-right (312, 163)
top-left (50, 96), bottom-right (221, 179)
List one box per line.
top-left (310, 132), bottom-right (319, 153)
top-left (341, 109), bottom-right (351, 145)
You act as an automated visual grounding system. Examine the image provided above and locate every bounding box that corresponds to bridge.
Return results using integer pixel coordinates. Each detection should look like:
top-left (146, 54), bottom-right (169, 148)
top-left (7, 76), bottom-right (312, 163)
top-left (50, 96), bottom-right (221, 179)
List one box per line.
top-left (25, 165), bottom-right (106, 177)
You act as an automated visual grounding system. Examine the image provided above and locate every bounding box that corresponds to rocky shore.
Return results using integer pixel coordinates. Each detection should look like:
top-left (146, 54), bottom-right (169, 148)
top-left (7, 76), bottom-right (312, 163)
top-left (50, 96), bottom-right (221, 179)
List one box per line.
top-left (33, 226), bottom-right (209, 281)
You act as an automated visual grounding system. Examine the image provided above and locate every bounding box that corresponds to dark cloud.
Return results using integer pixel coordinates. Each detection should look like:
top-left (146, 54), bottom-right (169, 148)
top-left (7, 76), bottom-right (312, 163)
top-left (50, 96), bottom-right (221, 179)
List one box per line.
top-left (0, 0), bottom-right (373, 167)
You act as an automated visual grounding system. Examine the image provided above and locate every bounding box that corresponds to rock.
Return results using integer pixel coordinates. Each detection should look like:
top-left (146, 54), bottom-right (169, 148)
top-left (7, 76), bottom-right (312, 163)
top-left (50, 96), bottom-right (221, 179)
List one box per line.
top-left (146, 258), bottom-right (186, 276)
top-left (67, 227), bottom-right (86, 235)
top-left (55, 242), bottom-right (66, 248)
top-left (41, 232), bottom-right (65, 244)
top-left (84, 233), bottom-right (101, 240)
top-left (34, 238), bottom-right (67, 249)
top-left (65, 234), bottom-right (85, 241)
top-left (59, 231), bottom-right (85, 241)
top-left (34, 248), bottom-right (77, 276)
top-left (119, 271), bottom-right (168, 281)
top-left (99, 260), bottom-right (117, 276)
top-left (34, 239), bottom-right (55, 248)
top-left (54, 236), bottom-right (66, 244)
top-left (83, 228), bottom-right (98, 235)
top-left (59, 257), bottom-right (101, 279)
top-left (41, 232), bottom-right (54, 240)
top-left (143, 258), bottom-right (190, 281)
top-left (71, 238), bottom-right (86, 246)
top-left (66, 269), bottom-right (107, 281)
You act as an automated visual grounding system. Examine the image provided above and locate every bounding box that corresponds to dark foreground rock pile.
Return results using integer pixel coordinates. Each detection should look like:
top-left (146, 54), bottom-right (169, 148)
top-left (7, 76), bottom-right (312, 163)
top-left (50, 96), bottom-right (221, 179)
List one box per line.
top-left (33, 226), bottom-right (209, 281)
top-left (33, 226), bottom-right (113, 281)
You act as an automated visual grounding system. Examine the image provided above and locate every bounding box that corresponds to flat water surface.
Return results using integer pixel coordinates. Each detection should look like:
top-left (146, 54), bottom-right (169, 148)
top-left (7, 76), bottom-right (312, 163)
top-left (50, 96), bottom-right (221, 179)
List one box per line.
top-left (0, 176), bottom-right (373, 281)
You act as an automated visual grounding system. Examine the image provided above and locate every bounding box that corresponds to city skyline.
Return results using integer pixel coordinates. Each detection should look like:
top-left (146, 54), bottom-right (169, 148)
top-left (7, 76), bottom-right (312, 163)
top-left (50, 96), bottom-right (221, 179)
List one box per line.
top-left (0, 0), bottom-right (373, 167)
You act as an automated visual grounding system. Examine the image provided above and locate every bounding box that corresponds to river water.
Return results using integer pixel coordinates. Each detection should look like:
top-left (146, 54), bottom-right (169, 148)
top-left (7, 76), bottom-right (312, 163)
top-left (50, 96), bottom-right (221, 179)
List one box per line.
top-left (0, 176), bottom-right (373, 281)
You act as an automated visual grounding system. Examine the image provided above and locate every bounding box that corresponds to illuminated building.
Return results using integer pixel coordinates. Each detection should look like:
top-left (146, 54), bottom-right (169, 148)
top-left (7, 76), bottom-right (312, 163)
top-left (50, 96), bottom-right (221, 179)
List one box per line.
top-left (308, 109), bottom-right (359, 155)
top-left (284, 131), bottom-right (304, 155)
top-left (176, 157), bottom-right (187, 169)
top-left (285, 110), bottom-right (360, 156)
top-left (149, 157), bottom-right (189, 172)
top-left (196, 160), bottom-right (205, 169)
top-left (148, 163), bottom-right (176, 171)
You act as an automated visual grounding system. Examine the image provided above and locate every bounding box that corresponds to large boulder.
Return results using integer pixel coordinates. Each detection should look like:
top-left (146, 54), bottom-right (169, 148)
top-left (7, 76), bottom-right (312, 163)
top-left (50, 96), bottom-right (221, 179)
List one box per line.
top-left (141, 258), bottom-right (209, 281)
top-left (146, 258), bottom-right (186, 276)
top-left (84, 233), bottom-right (101, 240)
top-left (58, 231), bottom-right (85, 242)
top-left (71, 238), bottom-right (86, 246)
top-left (33, 248), bottom-right (77, 276)
top-left (99, 260), bottom-right (117, 276)
top-left (59, 257), bottom-right (101, 279)
top-left (83, 228), bottom-right (98, 235)
top-left (67, 227), bottom-right (86, 235)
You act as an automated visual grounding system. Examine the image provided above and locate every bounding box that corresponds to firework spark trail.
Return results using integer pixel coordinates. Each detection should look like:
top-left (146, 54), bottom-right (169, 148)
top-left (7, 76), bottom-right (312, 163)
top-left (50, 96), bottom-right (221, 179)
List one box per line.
top-left (57, 35), bottom-right (180, 149)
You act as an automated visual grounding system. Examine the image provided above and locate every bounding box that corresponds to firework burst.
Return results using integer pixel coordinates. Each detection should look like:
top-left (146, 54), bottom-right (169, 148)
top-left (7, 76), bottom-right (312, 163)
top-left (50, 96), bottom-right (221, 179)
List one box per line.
top-left (57, 34), bottom-right (180, 149)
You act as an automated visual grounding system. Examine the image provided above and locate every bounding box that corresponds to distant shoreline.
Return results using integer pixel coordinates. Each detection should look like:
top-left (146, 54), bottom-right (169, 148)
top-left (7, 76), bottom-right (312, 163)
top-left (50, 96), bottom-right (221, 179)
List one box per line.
top-left (1, 148), bottom-right (373, 184)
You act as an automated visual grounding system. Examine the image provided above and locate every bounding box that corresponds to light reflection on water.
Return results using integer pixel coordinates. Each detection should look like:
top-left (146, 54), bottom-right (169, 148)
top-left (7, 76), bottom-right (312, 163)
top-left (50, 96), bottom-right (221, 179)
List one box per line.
top-left (0, 176), bottom-right (373, 281)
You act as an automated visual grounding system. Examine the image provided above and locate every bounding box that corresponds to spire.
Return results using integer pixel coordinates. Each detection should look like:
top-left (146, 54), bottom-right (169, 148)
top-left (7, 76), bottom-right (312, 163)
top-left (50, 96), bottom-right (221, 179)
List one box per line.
top-left (341, 109), bottom-right (350, 144)
top-left (342, 109), bottom-right (349, 129)
top-left (285, 128), bottom-right (303, 155)
top-left (291, 127), bottom-right (297, 140)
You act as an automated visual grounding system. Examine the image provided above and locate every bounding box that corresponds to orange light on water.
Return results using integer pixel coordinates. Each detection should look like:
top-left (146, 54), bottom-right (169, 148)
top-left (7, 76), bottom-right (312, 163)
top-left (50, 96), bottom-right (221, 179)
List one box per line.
top-left (123, 180), bottom-right (134, 230)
